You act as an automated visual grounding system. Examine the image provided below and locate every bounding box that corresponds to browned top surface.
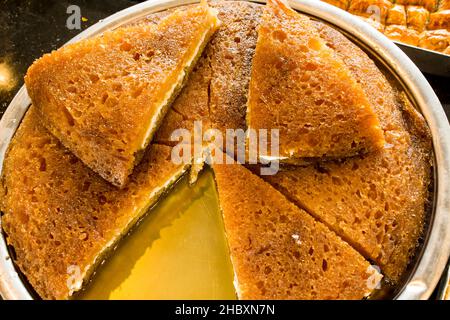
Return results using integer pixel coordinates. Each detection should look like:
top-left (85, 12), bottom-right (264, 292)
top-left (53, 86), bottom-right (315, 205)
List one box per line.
top-left (0, 107), bottom-right (186, 299)
top-left (247, 0), bottom-right (385, 159)
top-left (213, 156), bottom-right (377, 299)
top-left (0, 0), bottom-right (433, 300)
top-left (260, 27), bottom-right (432, 280)
top-left (155, 0), bottom-right (263, 147)
top-left (25, 3), bottom-right (217, 187)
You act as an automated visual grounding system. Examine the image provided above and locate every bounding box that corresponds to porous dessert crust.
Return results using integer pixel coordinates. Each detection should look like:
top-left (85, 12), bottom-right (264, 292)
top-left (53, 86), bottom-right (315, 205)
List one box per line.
top-left (246, 0), bottom-right (385, 160)
top-left (0, 107), bottom-right (188, 299)
top-left (260, 26), bottom-right (433, 281)
top-left (25, 3), bottom-right (219, 187)
top-left (213, 157), bottom-right (380, 300)
top-left (155, 1), bottom-right (263, 145)
top-left (0, 0), bottom-right (433, 299)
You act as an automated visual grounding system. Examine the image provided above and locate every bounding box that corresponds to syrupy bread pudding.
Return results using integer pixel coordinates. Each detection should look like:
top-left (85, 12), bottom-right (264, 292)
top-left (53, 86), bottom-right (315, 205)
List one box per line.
top-left (213, 154), bottom-right (382, 300)
top-left (321, 0), bottom-right (450, 54)
top-left (25, 2), bottom-right (219, 187)
top-left (256, 15), bottom-right (433, 282)
top-left (0, 0), bottom-right (433, 299)
top-left (0, 107), bottom-right (188, 299)
top-left (247, 0), bottom-right (385, 161)
top-left (257, 27), bottom-right (432, 284)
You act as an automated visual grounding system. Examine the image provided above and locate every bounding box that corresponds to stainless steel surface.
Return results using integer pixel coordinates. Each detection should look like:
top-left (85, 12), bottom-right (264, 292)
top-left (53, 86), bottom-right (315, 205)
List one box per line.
top-left (395, 42), bottom-right (450, 78)
top-left (0, 0), bottom-right (449, 300)
top-left (436, 260), bottom-right (449, 300)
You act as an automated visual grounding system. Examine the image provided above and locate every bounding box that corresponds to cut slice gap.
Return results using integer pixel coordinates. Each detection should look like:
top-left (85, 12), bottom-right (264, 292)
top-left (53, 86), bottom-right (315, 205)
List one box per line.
top-left (79, 169), bottom-right (236, 300)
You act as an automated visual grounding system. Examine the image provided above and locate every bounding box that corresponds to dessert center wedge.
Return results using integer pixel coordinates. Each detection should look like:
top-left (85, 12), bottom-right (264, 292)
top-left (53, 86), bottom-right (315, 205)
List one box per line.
top-left (246, 0), bottom-right (385, 161)
top-left (25, 1), bottom-right (220, 187)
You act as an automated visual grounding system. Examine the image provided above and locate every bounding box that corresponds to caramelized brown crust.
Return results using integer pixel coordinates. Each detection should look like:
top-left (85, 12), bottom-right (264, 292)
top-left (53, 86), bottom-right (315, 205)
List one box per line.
top-left (155, 1), bottom-right (263, 145)
top-left (208, 1), bottom-right (262, 134)
top-left (257, 46), bottom-right (431, 284)
top-left (25, 4), bottom-right (219, 187)
top-left (261, 125), bottom-right (431, 282)
top-left (0, 0), bottom-right (432, 299)
top-left (247, 0), bottom-right (385, 160)
top-left (260, 15), bottom-right (432, 282)
top-left (0, 107), bottom-right (187, 299)
top-left (213, 158), bottom-right (379, 300)
top-left (312, 21), bottom-right (405, 133)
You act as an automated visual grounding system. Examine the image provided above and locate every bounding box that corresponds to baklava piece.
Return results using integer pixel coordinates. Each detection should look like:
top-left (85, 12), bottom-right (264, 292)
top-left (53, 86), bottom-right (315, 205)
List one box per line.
top-left (428, 10), bottom-right (450, 30)
top-left (386, 4), bottom-right (407, 26)
top-left (439, 0), bottom-right (450, 11)
top-left (396, 0), bottom-right (438, 12)
top-left (418, 29), bottom-right (450, 51)
top-left (348, 0), bottom-right (393, 21)
top-left (406, 5), bottom-right (429, 32)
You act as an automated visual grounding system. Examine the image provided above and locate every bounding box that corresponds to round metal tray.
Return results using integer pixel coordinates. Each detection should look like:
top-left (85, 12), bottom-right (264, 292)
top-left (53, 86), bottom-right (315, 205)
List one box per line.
top-left (0, 0), bottom-right (449, 300)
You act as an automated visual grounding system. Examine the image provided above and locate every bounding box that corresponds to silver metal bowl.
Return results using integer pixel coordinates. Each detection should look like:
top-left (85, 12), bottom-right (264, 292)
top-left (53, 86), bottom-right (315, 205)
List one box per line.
top-left (0, 0), bottom-right (449, 300)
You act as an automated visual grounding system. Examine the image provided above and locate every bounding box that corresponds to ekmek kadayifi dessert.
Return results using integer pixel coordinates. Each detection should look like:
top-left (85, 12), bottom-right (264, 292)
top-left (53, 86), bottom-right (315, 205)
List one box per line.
top-left (25, 1), bottom-right (219, 187)
top-left (260, 14), bottom-right (433, 282)
top-left (247, 0), bottom-right (385, 161)
top-left (261, 89), bottom-right (432, 283)
top-left (213, 156), bottom-right (381, 299)
top-left (0, 0), bottom-right (434, 300)
top-left (0, 106), bottom-right (189, 299)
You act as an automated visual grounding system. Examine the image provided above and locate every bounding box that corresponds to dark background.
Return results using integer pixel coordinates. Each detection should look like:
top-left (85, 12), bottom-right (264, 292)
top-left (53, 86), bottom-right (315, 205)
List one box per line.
top-left (0, 0), bottom-right (448, 300)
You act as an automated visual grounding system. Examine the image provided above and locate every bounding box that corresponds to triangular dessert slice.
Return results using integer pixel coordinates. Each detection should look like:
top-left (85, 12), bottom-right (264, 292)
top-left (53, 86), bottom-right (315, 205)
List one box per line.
top-left (25, 1), bottom-right (220, 187)
top-left (260, 95), bottom-right (432, 282)
top-left (0, 106), bottom-right (189, 299)
top-left (213, 156), bottom-right (381, 299)
top-left (246, 0), bottom-right (385, 161)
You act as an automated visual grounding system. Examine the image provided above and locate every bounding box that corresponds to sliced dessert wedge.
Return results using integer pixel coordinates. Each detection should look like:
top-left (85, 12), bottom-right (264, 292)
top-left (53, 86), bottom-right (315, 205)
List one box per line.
top-left (260, 94), bottom-right (432, 282)
top-left (0, 106), bottom-right (189, 300)
top-left (246, 0), bottom-right (385, 161)
top-left (213, 155), bottom-right (381, 299)
top-left (25, 1), bottom-right (220, 187)
top-left (252, 11), bottom-right (433, 282)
